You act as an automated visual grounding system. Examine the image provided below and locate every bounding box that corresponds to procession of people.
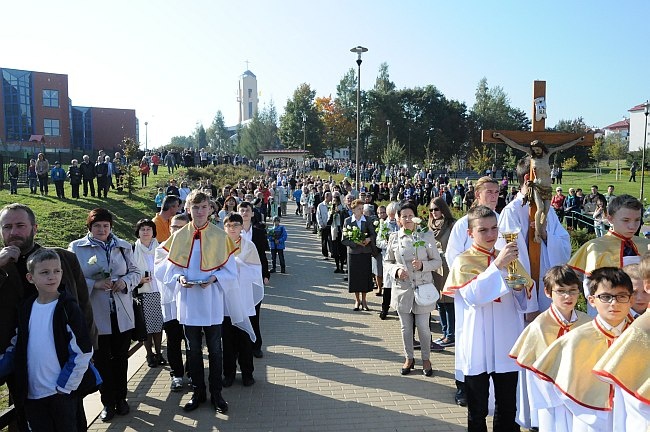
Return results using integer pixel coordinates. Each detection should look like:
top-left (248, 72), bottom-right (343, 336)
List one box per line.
top-left (0, 150), bottom-right (648, 432)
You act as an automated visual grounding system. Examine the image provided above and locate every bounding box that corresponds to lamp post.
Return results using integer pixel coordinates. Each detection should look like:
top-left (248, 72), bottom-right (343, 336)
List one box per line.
top-left (641, 101), bottom-right (649, 202)
top-left (386, 119), bottom-right (391, 145)
top-left (350, 45), bottom-right (368, 187)
top-left (302, 113), bottom-right (307, 152)
top-left (144, 121), bottom-right (148, 152)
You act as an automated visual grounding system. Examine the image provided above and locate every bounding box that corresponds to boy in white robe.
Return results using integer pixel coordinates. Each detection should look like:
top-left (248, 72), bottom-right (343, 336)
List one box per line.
top-left (445, 176), bottom-right (501, 407)
top-left (155, 190), bottom-right (252, 414)
top-left (222, 213), bottom-right (264, 387)
top-left (531, 267), bottom-right (634, 432)
top-left (509, 265), bottom-right (591, 430)
top-left (443, 206), bottom-right (532, 432)
top-left (592, 257), bottom-right (650, 432)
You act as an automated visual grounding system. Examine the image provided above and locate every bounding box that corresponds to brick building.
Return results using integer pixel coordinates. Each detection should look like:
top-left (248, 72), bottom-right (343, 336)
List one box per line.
top-left (0, 67), bottom-right (137, 155)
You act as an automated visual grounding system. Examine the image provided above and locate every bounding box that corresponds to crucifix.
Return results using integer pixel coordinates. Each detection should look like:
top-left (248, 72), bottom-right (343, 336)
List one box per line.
top-left (482, 81), bottom-right (594, 285)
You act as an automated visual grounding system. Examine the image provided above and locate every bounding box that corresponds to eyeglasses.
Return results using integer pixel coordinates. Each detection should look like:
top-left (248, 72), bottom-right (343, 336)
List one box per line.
top-left (170, 225), bottom-right (185, 230)
top-left (429, 208), bottom-right (440, 212)
top-left (593, 294), bottom-right (632, 304)
top-left (552, 289), bottom-right (580, 297)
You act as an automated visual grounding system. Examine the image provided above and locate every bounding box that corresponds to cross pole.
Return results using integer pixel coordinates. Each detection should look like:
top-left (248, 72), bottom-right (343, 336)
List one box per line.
top-left (481, 81), bottom-right (594, 288)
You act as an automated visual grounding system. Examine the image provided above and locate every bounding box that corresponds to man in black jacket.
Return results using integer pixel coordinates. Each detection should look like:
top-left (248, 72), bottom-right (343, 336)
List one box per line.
top-left (79, 154), bottom-right (96, 197)
top-left (0, 203), bottom-right (97, 431)
top-left (238, 202), bottom-right (270, 358)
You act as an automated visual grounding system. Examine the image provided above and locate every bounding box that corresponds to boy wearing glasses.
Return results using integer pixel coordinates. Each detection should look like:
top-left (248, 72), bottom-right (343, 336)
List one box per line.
top-left (509, 265), bottom-right (590, 430)
top-left (531, 267), bottom-right (634, 432)
top-left (222, 213), bottom-right (264, 387)
top-left (593, 258), bottom-right (650, 431)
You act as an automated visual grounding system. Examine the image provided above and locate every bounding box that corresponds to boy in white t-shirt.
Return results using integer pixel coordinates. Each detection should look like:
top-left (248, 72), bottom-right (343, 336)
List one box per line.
top-left (0, 248), bottom-right (97, 431)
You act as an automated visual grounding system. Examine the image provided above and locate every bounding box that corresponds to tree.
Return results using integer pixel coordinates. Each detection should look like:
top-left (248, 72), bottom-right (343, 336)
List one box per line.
top-left (238, 104), bottom-right (279, 158)
top-left (120, 137), bottom-right (139, 198)
top-left (316, 95), bottom-right (355, 158)
top-left (605, 133), bottom-right (629, 180)
top-left (549, 117), bottom-right (593, 167)
top-left (335, 68), bottom-right (358, 159)
top-left (469, 145), bottom-right (492, 175)
top-left (471, 78), bottom-right (530, 132)
top-left (381, 138), bottom-right (406, 166)
top-left (206, 111), bottom-right (231, 153)
top-left (194, 124), bottom-right (208, 150)
top-left (169, 135), bottom-right (194, 149)
top-left (374, 62), bottom-right (396, 94)
top-left (590, 137), bottom-right (608, 172)
top-left (278, 83), bottom-right (324, 155)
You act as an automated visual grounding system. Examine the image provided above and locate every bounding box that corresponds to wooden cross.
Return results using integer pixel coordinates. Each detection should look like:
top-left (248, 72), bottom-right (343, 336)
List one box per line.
top-left (481, 81), bottom-right (594, 286)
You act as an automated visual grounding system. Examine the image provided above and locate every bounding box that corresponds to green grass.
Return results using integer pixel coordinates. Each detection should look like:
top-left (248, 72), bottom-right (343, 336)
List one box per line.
top-left (0, 182), bottom-right (158, 248)
top-left (560, 169), bottom-right (647, 202)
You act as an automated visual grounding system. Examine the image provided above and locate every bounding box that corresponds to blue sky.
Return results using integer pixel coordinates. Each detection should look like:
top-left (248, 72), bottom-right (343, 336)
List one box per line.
top-left (3, 0), bottom-right (648, 148)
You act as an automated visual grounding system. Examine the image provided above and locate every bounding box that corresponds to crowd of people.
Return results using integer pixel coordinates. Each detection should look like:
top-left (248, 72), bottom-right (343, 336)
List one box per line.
top-left (0, 149), bottom-right (648, 432)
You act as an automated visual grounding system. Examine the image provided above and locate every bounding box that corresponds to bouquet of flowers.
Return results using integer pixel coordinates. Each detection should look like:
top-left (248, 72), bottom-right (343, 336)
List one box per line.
top-left (342, 225), bottom-right (366, 243)
top-left (87, 255), bottom-right (111, 280)
top-left (267, 226), bottom-right (281, 240)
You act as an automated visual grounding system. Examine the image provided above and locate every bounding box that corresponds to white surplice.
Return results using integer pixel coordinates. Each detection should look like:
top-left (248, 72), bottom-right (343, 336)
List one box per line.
top-left (495, 193), bottom-right (571, 312)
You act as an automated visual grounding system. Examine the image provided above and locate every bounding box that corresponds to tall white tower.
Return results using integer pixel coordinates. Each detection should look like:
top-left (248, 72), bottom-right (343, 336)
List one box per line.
top-left (237, 69), bottom-right (258, 123)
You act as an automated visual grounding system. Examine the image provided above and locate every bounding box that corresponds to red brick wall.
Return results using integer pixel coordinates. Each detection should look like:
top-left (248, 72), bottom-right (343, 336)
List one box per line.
top-left (32, 71), bottom-right (70, 150)
top-left (90, 108), bottom-right (137, 154)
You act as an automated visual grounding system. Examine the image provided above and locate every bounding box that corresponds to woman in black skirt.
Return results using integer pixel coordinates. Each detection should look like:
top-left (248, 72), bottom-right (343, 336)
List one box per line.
top-left (330, 194), bottom-right (348, 273)
top-left (341, 199), bottom-right (377, 311)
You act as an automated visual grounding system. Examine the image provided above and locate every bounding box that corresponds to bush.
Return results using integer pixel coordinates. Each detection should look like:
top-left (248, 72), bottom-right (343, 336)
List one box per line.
top-left (154, 165), bottom-right (260, 191)
top-left (562, 156), bottom-right (579, 171)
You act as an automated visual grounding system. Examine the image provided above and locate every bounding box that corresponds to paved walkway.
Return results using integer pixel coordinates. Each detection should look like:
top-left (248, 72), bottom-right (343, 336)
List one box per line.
top-left (87, 202), bottom-right (468, 431)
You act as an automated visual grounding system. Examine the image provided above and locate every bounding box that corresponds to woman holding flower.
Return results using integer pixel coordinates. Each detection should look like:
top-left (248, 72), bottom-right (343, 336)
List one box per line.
top-left (341, 199), bottom-right (377, 311)
top-left (69, 208), bottom-right (141, 422)
top-left (384, 201), bottom-right (442, 376)
top-left (329, 194), bottom-right (348, 273)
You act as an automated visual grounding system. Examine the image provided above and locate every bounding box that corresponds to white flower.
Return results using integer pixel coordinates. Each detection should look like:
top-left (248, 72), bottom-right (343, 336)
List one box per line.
top-left (373, 220), bottom-right (379, 226)
top-left (412, 217), bottom-right (422, 224)
top-left (87, 255), bottom-right (98, 265)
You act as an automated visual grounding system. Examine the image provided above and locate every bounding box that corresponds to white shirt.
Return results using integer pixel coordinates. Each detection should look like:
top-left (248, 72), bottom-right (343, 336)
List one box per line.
top-left (446, 211), bottom-right (499, 269)
top-left (27, 301), bottom-right (60, 399)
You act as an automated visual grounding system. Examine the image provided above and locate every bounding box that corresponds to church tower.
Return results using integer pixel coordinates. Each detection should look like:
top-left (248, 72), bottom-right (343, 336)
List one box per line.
top-left (237, 68), bottom-right (258, 123)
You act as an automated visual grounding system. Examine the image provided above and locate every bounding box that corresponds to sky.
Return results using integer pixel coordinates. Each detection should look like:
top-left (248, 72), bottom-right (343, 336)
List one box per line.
top-left (3, 0), bottom-right (649, 149)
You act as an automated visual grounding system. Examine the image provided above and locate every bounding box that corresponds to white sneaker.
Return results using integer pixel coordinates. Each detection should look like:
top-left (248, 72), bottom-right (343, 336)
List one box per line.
top-left (171, 376), bottom-right (184, 392)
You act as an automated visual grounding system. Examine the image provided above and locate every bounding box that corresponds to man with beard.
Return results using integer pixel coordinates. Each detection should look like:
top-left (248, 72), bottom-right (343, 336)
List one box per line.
top-left (0, 203), bottom-right (97, 431)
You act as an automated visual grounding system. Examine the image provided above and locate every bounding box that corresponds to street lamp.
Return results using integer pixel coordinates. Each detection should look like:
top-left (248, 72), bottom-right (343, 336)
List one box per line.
top-left (144, 121), bottom-right (148, 152)
top-left (386, 119), bottom-right (391, 146)
top-left (641, 101), bottom-right (649, 202)
top-left (302, 112), bottom-right (307, 151)
top-left (350, 45), bottom-right (368, 187)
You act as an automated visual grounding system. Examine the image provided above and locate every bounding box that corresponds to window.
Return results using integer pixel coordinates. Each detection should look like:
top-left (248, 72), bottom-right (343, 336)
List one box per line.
top-left (248, 102), bottom-right (253, 119)
top-left (248, 88), bottom-right (252, 98)
top-left (2, 69), bottom-right (33, 141)
top-left (43, 89), bottom-right (59, 107)
top-left (44, 119), bottom-right (60, 136)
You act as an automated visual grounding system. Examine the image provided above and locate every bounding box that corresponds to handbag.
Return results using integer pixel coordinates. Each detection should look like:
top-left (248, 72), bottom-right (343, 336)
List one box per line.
top-left (131, 293), bottom-right (147, 342)
top-left (414, 282), bottom-right (440, 307)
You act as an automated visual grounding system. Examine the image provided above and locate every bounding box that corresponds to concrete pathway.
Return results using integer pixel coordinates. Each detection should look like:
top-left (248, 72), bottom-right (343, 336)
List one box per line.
top-left (87, 202), bottom-right (468, 431)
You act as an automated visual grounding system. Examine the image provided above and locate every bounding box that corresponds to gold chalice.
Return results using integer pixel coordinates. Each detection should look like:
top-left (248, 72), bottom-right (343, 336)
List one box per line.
top-left (500, 228), bottom-right (527, 288)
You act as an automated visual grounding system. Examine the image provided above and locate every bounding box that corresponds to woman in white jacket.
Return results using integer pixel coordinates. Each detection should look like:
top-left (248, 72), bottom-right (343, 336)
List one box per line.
top-left (384, 201), bottom-right (442, 377)
top-left (69, 208), bottom-right (141, 422)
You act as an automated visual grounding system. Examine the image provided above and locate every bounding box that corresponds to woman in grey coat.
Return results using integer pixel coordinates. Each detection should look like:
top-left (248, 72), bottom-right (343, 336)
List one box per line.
top-left (69, 208), bottom-right (141, 422)
top-left (384, 201), bottom-right (442, 377)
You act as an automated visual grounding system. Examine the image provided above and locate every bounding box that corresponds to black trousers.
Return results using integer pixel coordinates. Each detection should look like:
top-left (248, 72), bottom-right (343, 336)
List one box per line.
top-left (464, 371), bottom-right (519, 432)
top-left (222, 317), bottom-right (254, 379)
top-left (184, 324), bottom-right (222, 395)
top-left (271, 249), bottom-right (285, 270)
top-left (320, 227), bottom-right (333, 257)
top-left (38, 174), bottom-right (48, 193)
top-left (381, 287), bottom-right (392, 313)
top-left (71, 182), bottom-right (80, 198)
top-left (54, 180), bottom-right (65, 198)
top-left (163, 319), bottom-right (186, 378)
top-left (94, 315), bottom-right (131, 408)
top-left (83, 178), bottom-right (95, 196)
top-left (251, 302), bottom-right (263, 351)
top-left (25, 393), bottom-right (79, 432)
